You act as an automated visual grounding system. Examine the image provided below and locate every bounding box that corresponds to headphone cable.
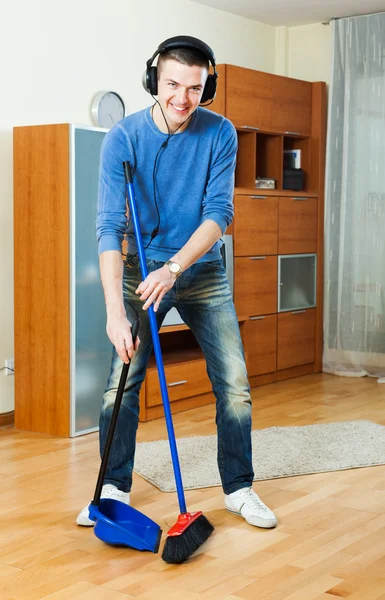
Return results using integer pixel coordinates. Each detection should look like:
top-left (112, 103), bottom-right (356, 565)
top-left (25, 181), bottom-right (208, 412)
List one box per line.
top-left (125, 98), bottom-right (193, 259)
top-left (149, 96), bottom-right (193, 250)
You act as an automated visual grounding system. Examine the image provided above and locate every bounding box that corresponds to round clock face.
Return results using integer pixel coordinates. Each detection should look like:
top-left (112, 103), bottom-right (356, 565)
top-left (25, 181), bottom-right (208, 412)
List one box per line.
top-left (91, 91), bottom-right (125, 128)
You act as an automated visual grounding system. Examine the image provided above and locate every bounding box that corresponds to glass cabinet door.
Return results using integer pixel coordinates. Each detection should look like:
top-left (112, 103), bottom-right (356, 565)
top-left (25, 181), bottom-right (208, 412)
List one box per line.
top-left (72, 126), bottom-right (110, 436)
top-left (278, 253), bottom-right (317, 312)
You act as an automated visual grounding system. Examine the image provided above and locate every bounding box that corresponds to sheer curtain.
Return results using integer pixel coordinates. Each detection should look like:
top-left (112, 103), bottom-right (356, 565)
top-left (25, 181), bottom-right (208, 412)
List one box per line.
top-left (323, 13), bottom-right (385, 381)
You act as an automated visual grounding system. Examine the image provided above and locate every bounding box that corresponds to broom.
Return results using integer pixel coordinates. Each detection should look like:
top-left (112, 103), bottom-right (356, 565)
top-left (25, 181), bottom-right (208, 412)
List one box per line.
top-left (123, 161), bottom-right (214, 563)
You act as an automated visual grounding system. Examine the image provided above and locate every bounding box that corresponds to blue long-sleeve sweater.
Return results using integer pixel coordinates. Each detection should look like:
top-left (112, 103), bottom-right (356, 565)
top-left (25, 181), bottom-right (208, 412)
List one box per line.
top-left (96, 105), bottom-right (237, 262)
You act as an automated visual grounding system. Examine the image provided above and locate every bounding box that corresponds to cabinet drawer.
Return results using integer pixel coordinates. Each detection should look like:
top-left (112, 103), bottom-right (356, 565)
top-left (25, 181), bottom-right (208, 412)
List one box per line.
top-left (278, 197), bottom-right (317, 254)
top-left (226, 65), bottom-right (272, 130)
top-left (234, 195), bottom-right (278, 256)
top-left (146, 359), bottom-right (211, 407)
top-left (245, 315), bottom-right (277, 377)
top-left (277, 309), bottom-right (316, 370)
top-left (234, 256), bottom-right (277, 316)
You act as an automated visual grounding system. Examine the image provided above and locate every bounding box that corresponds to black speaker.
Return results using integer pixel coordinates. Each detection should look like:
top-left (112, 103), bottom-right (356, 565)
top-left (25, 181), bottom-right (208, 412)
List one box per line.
top-left (143, 35), bottom-right (218, 104)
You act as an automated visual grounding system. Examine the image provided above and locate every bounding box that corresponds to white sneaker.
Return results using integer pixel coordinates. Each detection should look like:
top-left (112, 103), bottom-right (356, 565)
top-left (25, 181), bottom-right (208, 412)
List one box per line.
top-left (225, 487), bottom-right (277, 529)
top-left (76, 484), bottom-right (130, 527)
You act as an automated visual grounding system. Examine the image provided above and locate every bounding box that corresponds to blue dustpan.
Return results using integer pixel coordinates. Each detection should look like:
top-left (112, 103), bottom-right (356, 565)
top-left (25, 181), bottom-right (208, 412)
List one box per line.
top-left (90, 318), bottom-right (162, 554)
top-left (89, 499), bottom-right (162, 552)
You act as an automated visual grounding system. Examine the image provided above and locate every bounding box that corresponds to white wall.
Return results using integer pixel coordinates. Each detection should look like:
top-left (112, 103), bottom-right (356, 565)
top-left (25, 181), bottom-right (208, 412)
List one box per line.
top-left (288, 23), bottom-right (332, 84)
top-left (275, 26), bottom-right (289, 76)
top-left (0, 0), bottom-right (276, 413)
top-left (275, 23), bottom-right (331, 83)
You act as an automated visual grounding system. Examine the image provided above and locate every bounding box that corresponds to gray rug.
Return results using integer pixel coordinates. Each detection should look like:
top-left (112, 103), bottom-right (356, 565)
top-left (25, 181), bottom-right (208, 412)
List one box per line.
top-left (133, 420), bottom-right (385, 492)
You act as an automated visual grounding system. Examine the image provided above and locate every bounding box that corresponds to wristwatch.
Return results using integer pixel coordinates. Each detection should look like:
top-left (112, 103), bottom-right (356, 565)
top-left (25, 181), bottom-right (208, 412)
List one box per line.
top-left (166, 260), bottom-right (182, 279)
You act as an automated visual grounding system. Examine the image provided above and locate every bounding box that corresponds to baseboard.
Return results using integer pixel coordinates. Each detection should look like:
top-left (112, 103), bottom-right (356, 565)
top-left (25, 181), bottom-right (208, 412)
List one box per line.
top-left (249, 363), bottom-right (315, 388)
top-left (0, 411), bottom-right (14, 428)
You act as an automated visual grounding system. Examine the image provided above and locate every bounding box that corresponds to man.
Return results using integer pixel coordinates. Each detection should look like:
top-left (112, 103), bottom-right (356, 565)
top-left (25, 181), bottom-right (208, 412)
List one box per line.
top-left (77, 35), bottom-right (277, 530)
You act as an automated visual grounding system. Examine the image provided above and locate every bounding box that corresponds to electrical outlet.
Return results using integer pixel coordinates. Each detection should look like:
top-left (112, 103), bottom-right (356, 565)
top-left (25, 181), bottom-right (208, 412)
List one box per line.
top-left (4, 358), bottom-right (14, 376)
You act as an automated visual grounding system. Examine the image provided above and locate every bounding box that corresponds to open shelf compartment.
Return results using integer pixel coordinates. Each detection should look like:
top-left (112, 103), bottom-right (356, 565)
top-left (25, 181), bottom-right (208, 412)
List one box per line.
top-left (283, 135), bottom-right (310, 192)
top-left (256, 133), bottom-right (283, 190)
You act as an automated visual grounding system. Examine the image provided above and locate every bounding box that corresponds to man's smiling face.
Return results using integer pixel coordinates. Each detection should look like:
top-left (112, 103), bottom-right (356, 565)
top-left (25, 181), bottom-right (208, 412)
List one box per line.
top-left (156, 59), bottom-right (208, 132)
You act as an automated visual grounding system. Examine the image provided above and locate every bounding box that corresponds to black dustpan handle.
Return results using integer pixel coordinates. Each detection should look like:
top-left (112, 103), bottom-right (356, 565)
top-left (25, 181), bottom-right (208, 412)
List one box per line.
top-left (91, 316), bottom-right (140, 507)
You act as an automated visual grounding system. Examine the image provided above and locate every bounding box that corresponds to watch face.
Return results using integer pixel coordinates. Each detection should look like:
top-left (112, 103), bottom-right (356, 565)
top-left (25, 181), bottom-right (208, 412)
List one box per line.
top-left (91, 91), bottom-right (125, 129)
top-left (169, 262), bottom-right (180, 274)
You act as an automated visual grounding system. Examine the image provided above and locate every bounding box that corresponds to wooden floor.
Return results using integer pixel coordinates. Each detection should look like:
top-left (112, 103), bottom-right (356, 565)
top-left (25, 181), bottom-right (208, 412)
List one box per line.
top-left (2, 373), bottom-right (385, 599)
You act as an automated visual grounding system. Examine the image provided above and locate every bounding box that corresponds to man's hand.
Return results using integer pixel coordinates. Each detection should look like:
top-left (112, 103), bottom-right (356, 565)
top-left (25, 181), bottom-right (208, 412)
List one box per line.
top-left (135, 265), bottom-right (176, 311)
top-left (106, 314), bottom-right (140, 364)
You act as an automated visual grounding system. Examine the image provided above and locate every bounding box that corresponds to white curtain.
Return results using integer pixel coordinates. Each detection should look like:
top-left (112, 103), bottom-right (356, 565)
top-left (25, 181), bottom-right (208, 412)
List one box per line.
top-left (323, 13), bottom-right (385, 381)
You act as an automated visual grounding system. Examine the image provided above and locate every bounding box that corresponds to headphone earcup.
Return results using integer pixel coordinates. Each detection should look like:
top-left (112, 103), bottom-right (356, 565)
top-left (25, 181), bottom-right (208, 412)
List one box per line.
top-left (144, 66), bottom-right (158, 95)
top-left (200, 74), bottom-right (217, 104)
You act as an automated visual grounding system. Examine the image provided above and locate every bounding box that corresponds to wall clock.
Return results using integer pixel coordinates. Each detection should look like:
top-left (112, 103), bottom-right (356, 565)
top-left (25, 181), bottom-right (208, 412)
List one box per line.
top-left (90, 91), bottom-right (125, 128)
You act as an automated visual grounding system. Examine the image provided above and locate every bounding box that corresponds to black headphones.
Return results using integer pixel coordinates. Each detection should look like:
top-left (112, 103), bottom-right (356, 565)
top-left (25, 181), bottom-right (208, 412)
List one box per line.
top-left (143, 35), bottom-right (218, 104)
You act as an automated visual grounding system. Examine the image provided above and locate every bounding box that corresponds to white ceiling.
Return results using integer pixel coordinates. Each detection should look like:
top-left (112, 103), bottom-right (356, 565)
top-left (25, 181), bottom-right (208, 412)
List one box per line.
top-left (191, 0), bottom-right (385, 27)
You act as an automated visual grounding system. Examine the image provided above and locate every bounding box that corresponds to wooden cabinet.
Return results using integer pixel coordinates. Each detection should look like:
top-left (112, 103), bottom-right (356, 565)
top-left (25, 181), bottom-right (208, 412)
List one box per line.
top-left (234, 195), bottom-right (278, 256)
top-left (14, 124), bottom-right (111, 437)
top-left (277, 309), bottom-right (316, 370)
top-left (278, 196), bottom-right (318, 254)
top-left (211, 65), bottom-right (326, 384)
top-left (234, 256), bottom-right (277, 316)
top-left (226, 65), bottom-right (272, 130)
top-left (244, 315), bottom-right (277, 377)
top-left (271, 76), bottom-right (312, 136)
top-left (191, 69), bottom-right (325, 387)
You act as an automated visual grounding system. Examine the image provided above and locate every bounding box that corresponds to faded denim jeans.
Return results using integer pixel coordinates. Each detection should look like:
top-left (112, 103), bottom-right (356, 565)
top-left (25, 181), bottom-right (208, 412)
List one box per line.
top-left (99, 256), bottom-right (254, 495)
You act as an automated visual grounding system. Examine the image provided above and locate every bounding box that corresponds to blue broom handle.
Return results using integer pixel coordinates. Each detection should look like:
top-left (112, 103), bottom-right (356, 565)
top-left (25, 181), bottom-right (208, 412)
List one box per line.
top-left (123, 161), bottom-right (187, 514)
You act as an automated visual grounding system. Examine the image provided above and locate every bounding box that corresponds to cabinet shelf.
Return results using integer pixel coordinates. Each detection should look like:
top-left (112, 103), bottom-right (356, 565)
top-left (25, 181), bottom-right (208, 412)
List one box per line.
top-left (156, 314), bottom-right (249, 366)
top-left (234, 188), bottom-right (318, 197)
top-left (237, 127), bottom-right (306, 137)
top-left (148, 347), bottom-right (204, 369)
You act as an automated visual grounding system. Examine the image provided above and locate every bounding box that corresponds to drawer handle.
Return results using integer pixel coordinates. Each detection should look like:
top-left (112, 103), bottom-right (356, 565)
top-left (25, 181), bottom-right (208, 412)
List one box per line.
top-left (241, 125), bottom-right (260, 131)
top-left (250, 256), bottom-right (266, 260)
top-left (168, 380), bottom-right (187, 387)
top-left (292, 197), bottom-right (308, 201)
top-left (250, 316), bottom-right (265, 320)
top-left (249, 195), bottom-right (267, 199)
top-left (284, 131), bottom-right (301, 135)
top-left (291, 310), bottom-right (306, 314)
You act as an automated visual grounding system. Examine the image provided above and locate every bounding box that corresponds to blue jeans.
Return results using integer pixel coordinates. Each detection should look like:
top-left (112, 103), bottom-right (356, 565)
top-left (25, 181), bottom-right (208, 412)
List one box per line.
top-left (99, 256), bottom-right (254, 495)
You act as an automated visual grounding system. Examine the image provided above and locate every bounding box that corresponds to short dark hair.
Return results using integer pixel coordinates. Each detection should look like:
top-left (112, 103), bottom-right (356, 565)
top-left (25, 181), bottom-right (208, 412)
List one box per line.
top-left (157, 47), bottom-right (209, 76)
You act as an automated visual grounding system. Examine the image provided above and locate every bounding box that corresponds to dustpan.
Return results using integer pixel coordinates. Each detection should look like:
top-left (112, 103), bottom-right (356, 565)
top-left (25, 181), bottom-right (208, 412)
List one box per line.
top-left (89, 317), bottom-right (162, 553)
top-left (89, 499), bottom-right (162, 551)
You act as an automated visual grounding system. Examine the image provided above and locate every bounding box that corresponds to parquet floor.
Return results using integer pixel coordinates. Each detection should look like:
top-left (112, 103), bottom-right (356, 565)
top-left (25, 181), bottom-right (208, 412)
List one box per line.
top-left (2, 373), bottom-right (385, 599)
